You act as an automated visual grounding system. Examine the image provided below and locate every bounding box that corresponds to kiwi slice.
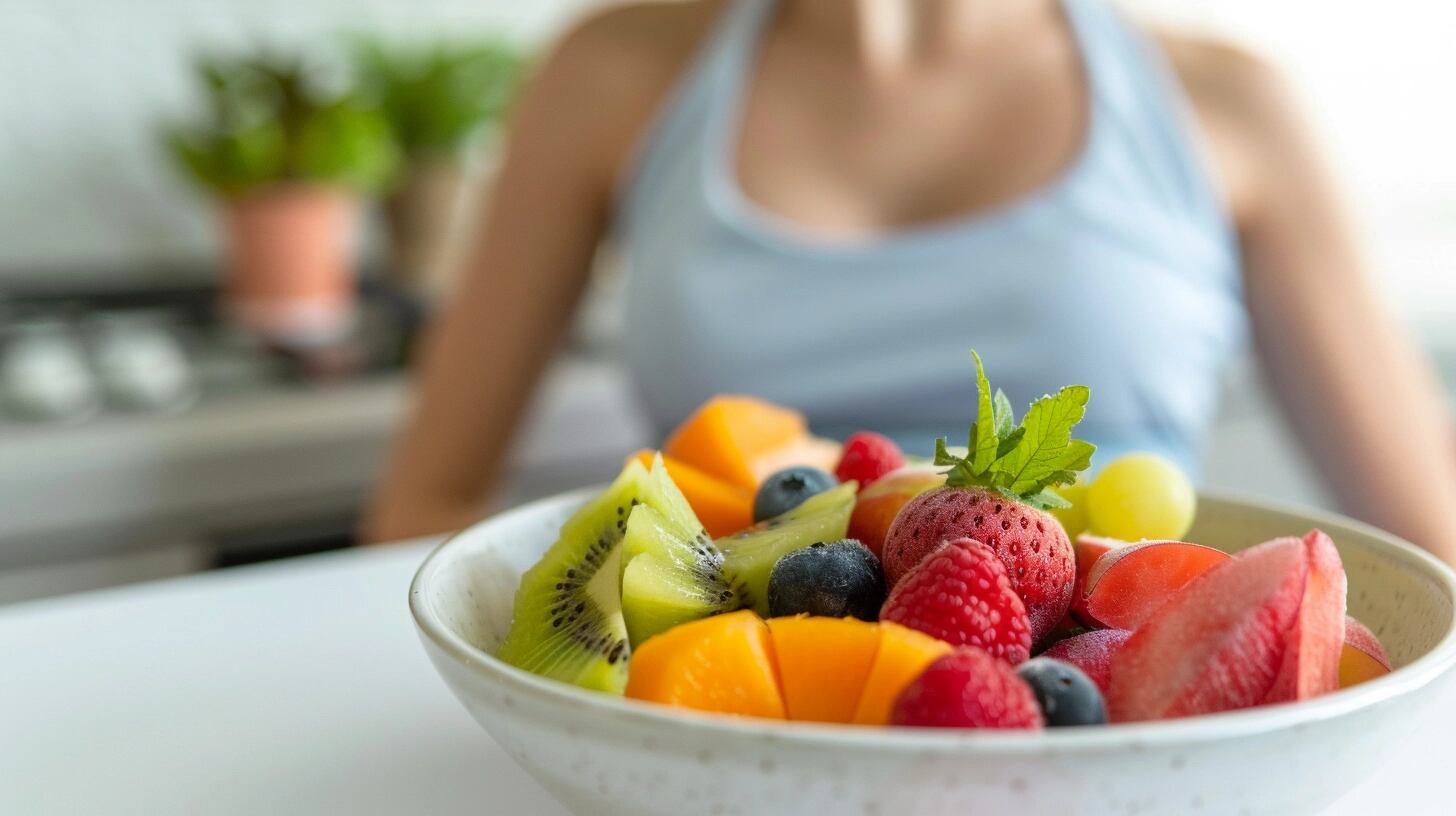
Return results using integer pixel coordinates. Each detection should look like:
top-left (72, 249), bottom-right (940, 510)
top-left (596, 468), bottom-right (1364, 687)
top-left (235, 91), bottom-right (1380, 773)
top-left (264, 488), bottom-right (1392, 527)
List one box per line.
top-left (718, 481), bottom-right (858, 615)
top-left (619, 457), bottom-right (738, 646)
top-left (495, 460), bottom-right (650, 693)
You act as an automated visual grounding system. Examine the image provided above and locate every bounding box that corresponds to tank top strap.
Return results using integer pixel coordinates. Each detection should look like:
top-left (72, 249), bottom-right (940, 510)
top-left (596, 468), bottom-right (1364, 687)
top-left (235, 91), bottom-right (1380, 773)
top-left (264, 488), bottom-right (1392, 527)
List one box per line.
top-left (1061, 0), bottom-right (1235, 243)
top-left (611, 0), bottom-right (776, 218)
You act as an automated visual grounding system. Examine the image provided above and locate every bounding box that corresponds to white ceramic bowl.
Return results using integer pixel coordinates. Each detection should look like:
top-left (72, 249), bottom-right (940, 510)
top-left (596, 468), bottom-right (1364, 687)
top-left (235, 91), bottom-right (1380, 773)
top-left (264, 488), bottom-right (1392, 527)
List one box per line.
top-left (411, 490), bottom-right (1456, 815)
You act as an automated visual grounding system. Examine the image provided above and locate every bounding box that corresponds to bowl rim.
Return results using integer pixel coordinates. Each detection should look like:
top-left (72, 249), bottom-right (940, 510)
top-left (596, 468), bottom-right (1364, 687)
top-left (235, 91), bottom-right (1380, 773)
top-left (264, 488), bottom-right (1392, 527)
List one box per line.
top-left (410, 486), bottom-right (1456, 752)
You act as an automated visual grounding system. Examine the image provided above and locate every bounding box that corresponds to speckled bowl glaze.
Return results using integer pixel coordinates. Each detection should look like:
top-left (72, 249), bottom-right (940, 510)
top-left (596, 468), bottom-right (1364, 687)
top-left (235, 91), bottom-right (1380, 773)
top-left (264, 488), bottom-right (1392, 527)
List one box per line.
top-left (412, 489), bottom-right (1456, 815)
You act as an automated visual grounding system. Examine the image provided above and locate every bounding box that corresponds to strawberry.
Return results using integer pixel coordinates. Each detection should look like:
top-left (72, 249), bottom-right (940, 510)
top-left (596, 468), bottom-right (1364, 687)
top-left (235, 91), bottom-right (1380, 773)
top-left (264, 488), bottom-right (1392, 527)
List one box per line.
top-left (880, 538), bottom-right (1033, 664)
top-left (891, 646), bottom-right (1043, 729)
top-left (881, 352), bottom-right (1095, 647)
top-left (834, 431), bottom-right (904, 489)
top-left (885, 487), bottom-right (1075, 645)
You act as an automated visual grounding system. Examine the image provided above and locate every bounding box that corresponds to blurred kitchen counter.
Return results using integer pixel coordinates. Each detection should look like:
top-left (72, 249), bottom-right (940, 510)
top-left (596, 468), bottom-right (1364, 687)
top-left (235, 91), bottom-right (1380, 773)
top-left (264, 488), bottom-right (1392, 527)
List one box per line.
top-left (4, 337), bottom-right (1453, 605)
top-left (0, 355), bottom-right (652, 604)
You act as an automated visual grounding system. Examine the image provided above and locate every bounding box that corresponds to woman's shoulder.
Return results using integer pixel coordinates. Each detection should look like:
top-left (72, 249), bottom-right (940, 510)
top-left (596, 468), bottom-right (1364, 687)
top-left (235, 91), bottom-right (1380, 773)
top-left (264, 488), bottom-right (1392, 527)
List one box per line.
top-left (561, 1), bottom-right (724, 47)
top-left (537, 0), bottom-right (727, 107)
top-left (1156, 31), bottom-right (1294, 121)
top-left (518, 1), bottom-right (727, 186)
top-left (1152, 29), bottom-right (1316, 223)
top-left (546, 3), bottom-right (723, 125)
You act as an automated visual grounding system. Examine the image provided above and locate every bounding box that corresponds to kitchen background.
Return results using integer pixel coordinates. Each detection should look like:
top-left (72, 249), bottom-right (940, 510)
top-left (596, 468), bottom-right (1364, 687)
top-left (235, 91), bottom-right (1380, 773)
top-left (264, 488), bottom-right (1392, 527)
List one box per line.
top-left (1, 0), bottom-right (1452, 603)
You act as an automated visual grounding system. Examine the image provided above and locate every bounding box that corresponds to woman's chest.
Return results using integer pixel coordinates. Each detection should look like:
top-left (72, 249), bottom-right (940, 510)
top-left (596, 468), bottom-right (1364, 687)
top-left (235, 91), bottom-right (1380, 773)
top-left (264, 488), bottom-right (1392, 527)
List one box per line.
top-left (624, 215), bottom-right (1245, 437)
top-left (733, 28), bottom-right (1088, 237)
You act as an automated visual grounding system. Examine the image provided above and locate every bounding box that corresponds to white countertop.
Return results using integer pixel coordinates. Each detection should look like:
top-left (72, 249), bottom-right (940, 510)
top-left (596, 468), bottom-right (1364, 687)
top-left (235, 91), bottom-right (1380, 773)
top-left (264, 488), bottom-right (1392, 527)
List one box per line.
top-left (0, 544), bottom-right (1444, 815)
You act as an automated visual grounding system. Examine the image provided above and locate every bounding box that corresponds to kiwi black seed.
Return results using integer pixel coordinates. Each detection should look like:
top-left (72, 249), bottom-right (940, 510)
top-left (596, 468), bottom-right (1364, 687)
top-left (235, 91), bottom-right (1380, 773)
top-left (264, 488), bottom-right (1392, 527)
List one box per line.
top-left (495, 463), bottom-right (652, 693)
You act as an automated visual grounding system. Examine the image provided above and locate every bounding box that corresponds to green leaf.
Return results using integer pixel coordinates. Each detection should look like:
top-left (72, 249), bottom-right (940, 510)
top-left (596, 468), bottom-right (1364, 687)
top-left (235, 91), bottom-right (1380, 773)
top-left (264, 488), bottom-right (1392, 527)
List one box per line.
top-left (939, 351), bottom-right (1095, 500)
top-left (995, 426), bottom-right (1026, 460)
top-left (990, 385), bottom-right (1096, 496)
top-left (1020, 488), bottom-right (1073, 511)
top-left (969, 351), bottom-right (999, 474)
top-left (934, 438), bottom-right (980, 488)
top-left (351, 36), bottom-right (525, 157)
top-left (166, 48), bottom-right (403, 194)
top-left (993, 389), bottom-right (1015, 438)
top-left (933, 437), bottom-right (959, 467)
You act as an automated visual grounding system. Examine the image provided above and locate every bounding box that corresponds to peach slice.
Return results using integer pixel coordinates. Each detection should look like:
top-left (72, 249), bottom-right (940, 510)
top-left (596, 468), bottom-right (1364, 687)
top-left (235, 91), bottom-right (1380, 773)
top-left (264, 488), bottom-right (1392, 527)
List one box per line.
top-left (847, 466), bottom-right (946, 558)
top-left (1339, 615), bottom-right (1391, 688)
top-left (1070, 534), bottom-right (1126, 622)
top-left (1107, 536), bottom-right (1308, 722)
top-left (748, 436), bottom-right (843, 485)
top-left (1080, 540), bottom-right (1230, 631)
top-left (1039, 628), bottom-right (1132, 695)
top-left (1264, 530), bottom-right (1347, 703)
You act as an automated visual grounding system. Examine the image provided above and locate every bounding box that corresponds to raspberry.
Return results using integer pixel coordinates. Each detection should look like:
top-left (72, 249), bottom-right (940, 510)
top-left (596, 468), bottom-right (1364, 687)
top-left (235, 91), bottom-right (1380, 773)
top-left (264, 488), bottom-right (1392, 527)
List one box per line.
top-left (834, 431), bottom-right (904, 489)
top-left (891, 646), bottom-right (1043, 729)
top-left (880, 538), bottom-right (1033, 664)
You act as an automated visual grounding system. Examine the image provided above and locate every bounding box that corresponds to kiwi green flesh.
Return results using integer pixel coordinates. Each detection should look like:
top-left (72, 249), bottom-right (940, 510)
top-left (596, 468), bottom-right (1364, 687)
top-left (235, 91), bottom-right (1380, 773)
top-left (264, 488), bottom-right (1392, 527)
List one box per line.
top-left (619, 493), bottom-right (737, 646)
top-left (622, 549), bottom-right (737, 646)
top-left (495, 462), bottom-right (648, 693)
top-left (637, 453), bottom-right (703, 535)
top-left (717, 481), bottom-right (857, 616)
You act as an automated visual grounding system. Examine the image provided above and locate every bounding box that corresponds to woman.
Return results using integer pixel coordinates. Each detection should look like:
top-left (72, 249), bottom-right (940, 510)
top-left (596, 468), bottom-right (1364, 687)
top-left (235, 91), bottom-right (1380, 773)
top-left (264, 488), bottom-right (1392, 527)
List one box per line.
top-left (365, 0), bottom-right (1456, 563)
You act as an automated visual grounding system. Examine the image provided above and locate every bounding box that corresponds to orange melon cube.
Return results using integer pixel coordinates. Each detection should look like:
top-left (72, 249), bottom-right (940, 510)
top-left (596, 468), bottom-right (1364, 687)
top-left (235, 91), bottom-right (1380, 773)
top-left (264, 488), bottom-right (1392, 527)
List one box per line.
top-left (1339, 642), bottom-right (1391, 688)
top-left (1339, 616), bottom-right (1392, 688)
top-left (851, 622), bottom-right (954, 725)
top-left (625, 610), bottom-right (786, 719)
top-left (767, 616), bottom-right (881, 723)
top-left (664, 396), bottom-right (810, 491)
top-left (629, 450), bottom-right (754, 537)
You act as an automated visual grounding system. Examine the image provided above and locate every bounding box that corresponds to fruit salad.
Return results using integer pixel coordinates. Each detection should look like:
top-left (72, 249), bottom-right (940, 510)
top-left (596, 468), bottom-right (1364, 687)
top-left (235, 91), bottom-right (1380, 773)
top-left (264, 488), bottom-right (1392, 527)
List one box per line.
top-left (496, 352), bottom-right (1391, 730)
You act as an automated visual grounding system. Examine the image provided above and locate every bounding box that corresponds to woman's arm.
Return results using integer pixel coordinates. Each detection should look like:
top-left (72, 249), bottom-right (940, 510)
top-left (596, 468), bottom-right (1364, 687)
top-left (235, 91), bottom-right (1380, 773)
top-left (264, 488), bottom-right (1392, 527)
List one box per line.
top-left (362, 47), bottom-right (607, 542)
top-left (1187, 45), bottom-right (1456, 562)
top-left (362, 10), bottom-right (693, 544)
top-left (364, 5), bottom-right (716, 543)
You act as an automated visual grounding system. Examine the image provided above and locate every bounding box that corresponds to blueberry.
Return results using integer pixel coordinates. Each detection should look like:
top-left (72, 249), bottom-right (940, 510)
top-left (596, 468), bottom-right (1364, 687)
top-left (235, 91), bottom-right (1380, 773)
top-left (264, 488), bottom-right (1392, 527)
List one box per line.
top-left (753, 467), bottom-right (837, 522)
top-left (1016, 657), bottom-right (1107, 727)
top-left (768, 539), bottom-right (886, 621)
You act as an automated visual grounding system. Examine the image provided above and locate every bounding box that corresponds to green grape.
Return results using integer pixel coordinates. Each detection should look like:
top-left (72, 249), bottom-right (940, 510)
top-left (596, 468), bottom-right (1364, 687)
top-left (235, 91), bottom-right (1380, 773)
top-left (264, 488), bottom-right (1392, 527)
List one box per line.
top-left (1086, 454), bottom-right (1196, 541)
top-left (1048, 478), bottom-right (1091, 538)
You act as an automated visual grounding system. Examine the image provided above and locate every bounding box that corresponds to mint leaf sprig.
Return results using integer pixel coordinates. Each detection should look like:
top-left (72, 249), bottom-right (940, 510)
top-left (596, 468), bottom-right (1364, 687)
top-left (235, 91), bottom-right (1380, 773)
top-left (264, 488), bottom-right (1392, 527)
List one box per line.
top-left (934, 351), bottom-right (1096, 510)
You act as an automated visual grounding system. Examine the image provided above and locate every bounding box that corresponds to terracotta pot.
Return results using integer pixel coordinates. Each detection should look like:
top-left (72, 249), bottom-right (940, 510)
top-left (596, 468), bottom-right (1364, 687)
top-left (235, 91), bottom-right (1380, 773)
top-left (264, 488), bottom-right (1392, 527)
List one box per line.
top-left (221, 186), bottom-right (360, 348)
top-left (382, 151), bottom-right (497, 302)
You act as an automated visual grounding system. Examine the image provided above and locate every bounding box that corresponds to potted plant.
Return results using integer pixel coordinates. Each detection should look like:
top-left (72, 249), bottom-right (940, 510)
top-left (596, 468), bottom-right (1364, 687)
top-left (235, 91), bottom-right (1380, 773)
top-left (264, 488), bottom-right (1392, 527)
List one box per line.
top-left (354, 39), bottom-right (524, 301)
top-left (168, 52), bottom-right (398, 348)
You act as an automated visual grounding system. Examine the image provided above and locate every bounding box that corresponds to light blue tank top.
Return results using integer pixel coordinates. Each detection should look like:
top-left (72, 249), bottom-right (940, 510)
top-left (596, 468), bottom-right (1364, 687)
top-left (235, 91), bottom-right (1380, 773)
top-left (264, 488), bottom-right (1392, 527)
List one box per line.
top-left (616, 0), bottom-right (1247, 475)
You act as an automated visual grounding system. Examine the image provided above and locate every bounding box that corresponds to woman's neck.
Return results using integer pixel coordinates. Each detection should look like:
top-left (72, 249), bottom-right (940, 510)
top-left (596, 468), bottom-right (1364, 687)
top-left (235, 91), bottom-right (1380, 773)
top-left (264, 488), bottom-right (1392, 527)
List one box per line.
top-left (784, 0), bottom-right (1048, 71)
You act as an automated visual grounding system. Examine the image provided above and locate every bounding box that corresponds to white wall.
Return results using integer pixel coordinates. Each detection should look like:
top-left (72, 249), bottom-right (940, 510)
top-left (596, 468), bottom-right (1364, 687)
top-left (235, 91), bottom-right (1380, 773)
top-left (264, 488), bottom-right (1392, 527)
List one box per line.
top-left (0, 0), bottom-right (594, 272)
top-left (2, 0), bottom-right (1453, 326)
top-left (1125, 0), bottom-right (1456, 328)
